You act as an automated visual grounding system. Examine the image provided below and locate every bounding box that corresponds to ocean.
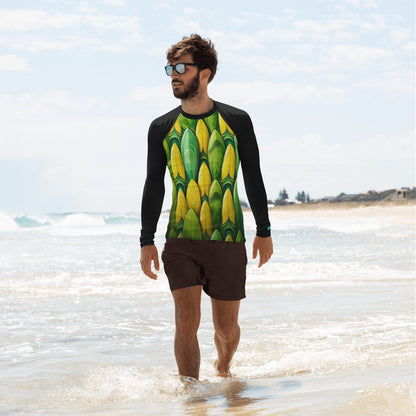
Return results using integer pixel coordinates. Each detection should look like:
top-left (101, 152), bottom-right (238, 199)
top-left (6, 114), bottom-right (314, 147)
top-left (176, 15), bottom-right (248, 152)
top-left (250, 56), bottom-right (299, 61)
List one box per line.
top-left (0, 208), bottom-right (414, 415)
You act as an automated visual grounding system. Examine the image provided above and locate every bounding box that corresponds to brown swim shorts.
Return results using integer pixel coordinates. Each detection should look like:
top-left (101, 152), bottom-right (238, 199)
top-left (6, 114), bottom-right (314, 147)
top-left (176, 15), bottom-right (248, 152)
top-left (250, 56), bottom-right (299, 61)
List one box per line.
top-left (161, 238), bottom-right (248, 301)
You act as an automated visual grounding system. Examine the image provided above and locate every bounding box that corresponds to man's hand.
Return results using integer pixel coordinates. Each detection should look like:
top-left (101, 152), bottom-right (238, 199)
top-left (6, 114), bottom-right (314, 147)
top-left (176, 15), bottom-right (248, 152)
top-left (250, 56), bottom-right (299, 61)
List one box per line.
top-left (252, 235), bottom-right (273, 268)
top-left (140, 245), bottom-right (160, 279)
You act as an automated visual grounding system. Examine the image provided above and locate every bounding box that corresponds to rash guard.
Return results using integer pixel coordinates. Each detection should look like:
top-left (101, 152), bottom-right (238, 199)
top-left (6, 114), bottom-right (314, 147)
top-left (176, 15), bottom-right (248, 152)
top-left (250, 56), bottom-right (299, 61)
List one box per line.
top-left (140, 100), bottom-right (271, 247)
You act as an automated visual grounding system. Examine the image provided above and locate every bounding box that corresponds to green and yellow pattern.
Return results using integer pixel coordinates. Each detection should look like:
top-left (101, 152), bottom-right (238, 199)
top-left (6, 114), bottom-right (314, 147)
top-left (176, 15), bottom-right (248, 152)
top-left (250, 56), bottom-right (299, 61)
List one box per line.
top-left (163, 111), bottom-right (245, 242)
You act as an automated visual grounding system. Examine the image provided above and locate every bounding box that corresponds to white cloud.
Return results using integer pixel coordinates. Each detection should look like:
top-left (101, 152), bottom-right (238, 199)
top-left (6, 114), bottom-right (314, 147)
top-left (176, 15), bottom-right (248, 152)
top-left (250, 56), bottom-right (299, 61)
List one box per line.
top-left (0, 54), bottom-right (28, 71)
top-left (131, 81), bottom-right (346, 107)
top-left (210, 81), bottom-right (346, 104)
top-left (0, 9), bottom-right (46, 31)
top-left (234, 56), bottom-right (299, 75)
top-left (0, 91), bottom-right (108, 121)
top-left (0, 9), bottom-right (142, 51)
top-left (152, 1), bottom-right (172, 10)
top-left (292, 19), bottom-right (357, 41)
top-left (174, 19), bottom-right (202, 35)
top-left (256, 26), bottom-right (302, 43)
top-left (0, 90), bottom-right (148, 210)
top-left (232, 53), bottom-right (355, 76)
top-left (367, 13), bottom-right (387, 30)
top-left (389, 27), bottom-right (411, 44)
top-left (131, 85), bottom-right (171, 101)
top-left (402, 41), bottom-right (415, 54)
top-left (262, 131), bottom-right (414, 166)
top-left (344, 0), bottom-right (378, 8)
top-left (0, 1), bottom-right (412, 209)
top-left (260, 130), bottom-right (414, 199)
top-left (102, 0), bottom-right (125, 5)
top-left (0, 33), bottom-right (140, 53)
top-left (324, 44), bottom-right (389, 69)
top-left (132, 80), bottom-right (349, 107)
top-left (355, 69), bottom-right (413, 95)
top-left (0, 9), bottom-right (139, 32)
top-left (229, 18), bottom-right (248, 27)
top-left (0, 91), bottom-right (113, 158)
top-left (283, 9), bottom-right (296, 15)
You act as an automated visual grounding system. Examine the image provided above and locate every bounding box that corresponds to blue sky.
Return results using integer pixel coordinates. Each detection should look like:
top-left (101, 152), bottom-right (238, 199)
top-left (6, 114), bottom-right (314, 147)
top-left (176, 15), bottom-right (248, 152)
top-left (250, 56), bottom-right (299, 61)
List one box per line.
top-left (0, 0), bottom-right (414, 212)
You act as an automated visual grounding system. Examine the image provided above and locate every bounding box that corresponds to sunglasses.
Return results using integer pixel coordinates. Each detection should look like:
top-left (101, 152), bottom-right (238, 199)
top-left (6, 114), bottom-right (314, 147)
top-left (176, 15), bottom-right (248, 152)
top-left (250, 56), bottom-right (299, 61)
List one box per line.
top-left (165, 63), bottom-right (198, 76)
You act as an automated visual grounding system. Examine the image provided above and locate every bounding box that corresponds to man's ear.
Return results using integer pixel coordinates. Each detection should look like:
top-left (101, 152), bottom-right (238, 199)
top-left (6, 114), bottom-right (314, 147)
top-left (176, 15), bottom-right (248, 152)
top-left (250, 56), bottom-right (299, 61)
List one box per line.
top-left (200, 68), bottom-right (211, 83)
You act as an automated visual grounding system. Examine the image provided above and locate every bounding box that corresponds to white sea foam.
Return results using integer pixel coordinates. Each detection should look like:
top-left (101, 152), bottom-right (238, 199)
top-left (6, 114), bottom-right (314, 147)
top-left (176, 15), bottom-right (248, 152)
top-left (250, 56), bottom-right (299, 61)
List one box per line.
top-left (57, 364), bottom-right (249, 409)
top-left (244, 210), bottom-right (399, 235)
top-left (0, 211), bottom-right (19, 231)
top-left (58, 213), bottom-right (106, 226)
top-left (246, 261), bottom-right (413, 286)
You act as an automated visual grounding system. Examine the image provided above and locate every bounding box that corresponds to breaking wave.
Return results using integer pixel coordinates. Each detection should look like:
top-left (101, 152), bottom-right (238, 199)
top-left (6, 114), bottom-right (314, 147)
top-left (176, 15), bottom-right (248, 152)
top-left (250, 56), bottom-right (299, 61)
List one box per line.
top-left (0, 211), bottom-right (141, 231)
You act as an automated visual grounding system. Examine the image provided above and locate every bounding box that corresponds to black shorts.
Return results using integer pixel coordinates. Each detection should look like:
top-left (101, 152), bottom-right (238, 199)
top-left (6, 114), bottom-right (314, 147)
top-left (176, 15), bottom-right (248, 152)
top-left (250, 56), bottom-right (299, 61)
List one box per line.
top-left (161, 238), bottom-right (247, 301)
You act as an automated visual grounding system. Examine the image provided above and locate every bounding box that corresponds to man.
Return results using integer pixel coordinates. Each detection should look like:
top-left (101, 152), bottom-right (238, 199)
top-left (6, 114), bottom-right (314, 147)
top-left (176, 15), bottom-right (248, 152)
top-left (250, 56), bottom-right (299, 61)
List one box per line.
top-left (140, 34), bottom-right (273, 381)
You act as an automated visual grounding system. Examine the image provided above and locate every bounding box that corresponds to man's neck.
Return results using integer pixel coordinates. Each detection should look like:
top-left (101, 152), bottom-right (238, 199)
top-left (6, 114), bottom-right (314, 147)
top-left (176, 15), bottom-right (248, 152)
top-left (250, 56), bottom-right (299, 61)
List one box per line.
top-left (180, 92), bottom-right (213, 116)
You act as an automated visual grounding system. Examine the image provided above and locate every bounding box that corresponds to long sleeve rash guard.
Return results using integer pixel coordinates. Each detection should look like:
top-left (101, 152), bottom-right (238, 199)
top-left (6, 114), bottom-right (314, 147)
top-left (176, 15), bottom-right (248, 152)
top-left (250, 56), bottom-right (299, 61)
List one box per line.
top-left (140, 100), bottom-right (271, 247)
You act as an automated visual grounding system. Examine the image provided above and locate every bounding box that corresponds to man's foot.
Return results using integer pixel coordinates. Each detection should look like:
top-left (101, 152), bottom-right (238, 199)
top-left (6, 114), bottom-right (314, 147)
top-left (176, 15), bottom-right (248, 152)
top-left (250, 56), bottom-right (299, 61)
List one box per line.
top-left (179, 375), bottom-right (199, 392)
top-left (214, 359), bottom-right (232, 378)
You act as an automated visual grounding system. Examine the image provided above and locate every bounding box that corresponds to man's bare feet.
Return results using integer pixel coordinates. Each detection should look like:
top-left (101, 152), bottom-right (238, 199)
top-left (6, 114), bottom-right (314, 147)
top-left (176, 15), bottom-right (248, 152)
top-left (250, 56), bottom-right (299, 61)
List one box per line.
top-left (214, 359), bottom-right (232, 378)
top-left (179, 375), bottom-right (199, 392)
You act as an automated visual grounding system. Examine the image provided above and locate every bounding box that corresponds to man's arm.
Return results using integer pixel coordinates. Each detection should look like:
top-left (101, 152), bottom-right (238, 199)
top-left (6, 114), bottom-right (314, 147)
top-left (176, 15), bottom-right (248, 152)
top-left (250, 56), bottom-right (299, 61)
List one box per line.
top-left (140, 121), bottom-right (167, 278)
top-left (252, 235), bottom-right (273, 268)
top-left (235, 112), bottom-right (273, 267)
top-left (140, 245), bottom-right (160, 279)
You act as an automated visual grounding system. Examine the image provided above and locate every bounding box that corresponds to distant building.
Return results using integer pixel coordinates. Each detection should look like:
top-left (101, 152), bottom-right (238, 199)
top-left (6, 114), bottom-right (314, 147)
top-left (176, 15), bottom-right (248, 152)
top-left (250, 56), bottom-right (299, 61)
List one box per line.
top-left (394, 188), bottom-right (410, 199)
top-left (286, 198), bottom-right (301, 205)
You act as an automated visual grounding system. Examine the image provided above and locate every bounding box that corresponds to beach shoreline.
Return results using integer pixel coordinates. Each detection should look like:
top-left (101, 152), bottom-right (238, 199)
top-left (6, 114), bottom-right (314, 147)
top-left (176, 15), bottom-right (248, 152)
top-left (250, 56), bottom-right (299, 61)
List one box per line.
top-left (268, 198), bottom-right (415, 210)
top-left (252, 199), bottom-right (415, 225)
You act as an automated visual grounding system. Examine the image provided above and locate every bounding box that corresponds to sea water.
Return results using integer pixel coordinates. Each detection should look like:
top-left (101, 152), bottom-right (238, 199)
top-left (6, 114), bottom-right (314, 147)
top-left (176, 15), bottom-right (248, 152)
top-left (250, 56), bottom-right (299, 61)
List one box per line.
top-left (0, 209), bottom-right (414, 415)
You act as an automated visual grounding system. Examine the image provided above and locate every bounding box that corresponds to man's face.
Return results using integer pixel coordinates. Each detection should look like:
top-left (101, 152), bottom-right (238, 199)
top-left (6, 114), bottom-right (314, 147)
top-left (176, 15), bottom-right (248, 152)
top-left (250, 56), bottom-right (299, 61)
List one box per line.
top-left (169, 53), bottom-right (200, 100)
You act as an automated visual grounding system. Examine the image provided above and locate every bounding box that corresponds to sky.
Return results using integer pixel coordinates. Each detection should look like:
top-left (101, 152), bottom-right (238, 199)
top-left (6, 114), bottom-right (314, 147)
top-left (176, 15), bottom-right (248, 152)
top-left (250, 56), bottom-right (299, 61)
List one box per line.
top-left (0, 0), bottom-right (414, 213)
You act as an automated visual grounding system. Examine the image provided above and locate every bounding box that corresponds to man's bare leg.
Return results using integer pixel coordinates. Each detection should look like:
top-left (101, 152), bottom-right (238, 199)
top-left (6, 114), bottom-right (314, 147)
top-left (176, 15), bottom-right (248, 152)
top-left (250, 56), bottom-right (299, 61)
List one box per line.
top-left (211, 298), bottom-right (241, 377)
top-left (172, 285), bottom-right (202, 380)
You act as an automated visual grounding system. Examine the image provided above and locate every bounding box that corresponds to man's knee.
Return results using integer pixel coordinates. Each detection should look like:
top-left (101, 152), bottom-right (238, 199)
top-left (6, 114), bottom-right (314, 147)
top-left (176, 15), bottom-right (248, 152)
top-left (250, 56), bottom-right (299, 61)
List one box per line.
top-left (173, 286), bottom-right (202, 335)
top-left (215, 321), bottom-right (240, 343)
top-left (175, 306), bottom-right (200, 335)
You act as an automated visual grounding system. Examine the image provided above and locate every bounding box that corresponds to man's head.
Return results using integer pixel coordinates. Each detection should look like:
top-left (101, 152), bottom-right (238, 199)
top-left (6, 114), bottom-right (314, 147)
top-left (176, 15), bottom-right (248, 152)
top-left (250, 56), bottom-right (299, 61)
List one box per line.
top-left (166, 34), bottom-right (218, 84)
top-left (166, 52), bottom-right (201, 100)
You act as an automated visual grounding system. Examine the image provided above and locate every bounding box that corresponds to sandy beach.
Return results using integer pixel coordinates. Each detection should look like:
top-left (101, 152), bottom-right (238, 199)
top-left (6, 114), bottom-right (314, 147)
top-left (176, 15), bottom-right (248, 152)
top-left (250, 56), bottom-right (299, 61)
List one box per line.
top-left (268, 199), bottom-right (415, 219)
top-left (265, 200), bottom-right (415, 233)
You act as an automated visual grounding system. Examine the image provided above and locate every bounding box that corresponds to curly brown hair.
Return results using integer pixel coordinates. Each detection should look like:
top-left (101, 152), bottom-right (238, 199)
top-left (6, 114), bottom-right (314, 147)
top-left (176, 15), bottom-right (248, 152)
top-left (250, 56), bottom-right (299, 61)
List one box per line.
top-left (166, 34), bottom-right (218, 83)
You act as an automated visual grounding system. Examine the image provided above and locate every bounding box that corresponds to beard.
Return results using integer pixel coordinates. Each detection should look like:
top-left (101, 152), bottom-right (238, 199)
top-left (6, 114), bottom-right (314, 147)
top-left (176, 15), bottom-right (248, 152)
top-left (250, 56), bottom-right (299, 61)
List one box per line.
top-left (172, 71), bottom-right (200, 100)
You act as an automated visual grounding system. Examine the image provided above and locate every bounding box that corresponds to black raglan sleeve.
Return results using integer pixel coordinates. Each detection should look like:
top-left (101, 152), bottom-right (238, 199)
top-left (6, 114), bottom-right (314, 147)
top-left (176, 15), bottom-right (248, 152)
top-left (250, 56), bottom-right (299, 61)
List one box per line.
top-left (236, 113), bottom-right (271, 237)
top-left (139, 120), bottom-right (168, 247)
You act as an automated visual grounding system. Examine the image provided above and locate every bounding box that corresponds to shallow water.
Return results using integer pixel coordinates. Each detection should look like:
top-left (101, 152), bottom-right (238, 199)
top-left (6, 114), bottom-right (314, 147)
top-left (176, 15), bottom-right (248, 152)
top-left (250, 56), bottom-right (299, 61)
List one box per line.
top-left (0, 210), bottom-right (414, 415)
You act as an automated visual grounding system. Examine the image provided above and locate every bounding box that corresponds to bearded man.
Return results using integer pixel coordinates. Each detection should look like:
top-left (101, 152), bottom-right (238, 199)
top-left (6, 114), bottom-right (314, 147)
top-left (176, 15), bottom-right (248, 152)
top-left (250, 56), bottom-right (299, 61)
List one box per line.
top-left (140, 34), bottom-right (273, 380)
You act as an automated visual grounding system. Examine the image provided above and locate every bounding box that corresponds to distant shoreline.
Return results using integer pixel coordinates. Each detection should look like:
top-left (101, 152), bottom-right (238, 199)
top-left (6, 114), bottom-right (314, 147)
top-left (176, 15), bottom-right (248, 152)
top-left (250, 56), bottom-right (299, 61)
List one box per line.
top-left (264, 198), bottom-right (416, 212)
top-left (260, 199), bottom-right (415, 228)
top-left (161, 199), bottom-right (415, 217)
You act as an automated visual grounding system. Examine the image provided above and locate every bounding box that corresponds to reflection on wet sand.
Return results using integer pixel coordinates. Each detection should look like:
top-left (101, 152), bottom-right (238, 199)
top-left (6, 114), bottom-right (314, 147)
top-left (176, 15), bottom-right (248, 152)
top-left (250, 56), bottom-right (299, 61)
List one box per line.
top-left (181, 376), bottom-right (306, 415)
top-left (183, 378), bottom-right (265, 415)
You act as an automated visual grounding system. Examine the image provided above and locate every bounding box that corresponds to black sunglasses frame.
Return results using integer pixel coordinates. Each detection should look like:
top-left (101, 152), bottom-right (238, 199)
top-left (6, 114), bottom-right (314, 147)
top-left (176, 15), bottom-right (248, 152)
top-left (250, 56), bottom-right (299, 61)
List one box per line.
top-left (165, 63), bottom-right (199, 76)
